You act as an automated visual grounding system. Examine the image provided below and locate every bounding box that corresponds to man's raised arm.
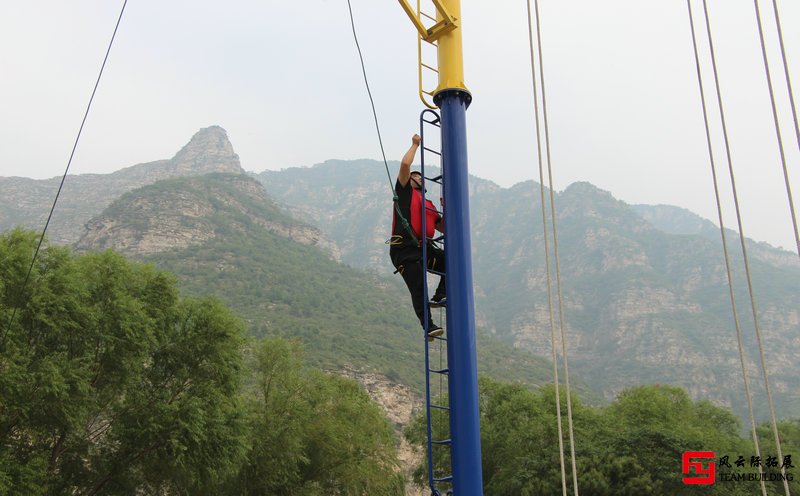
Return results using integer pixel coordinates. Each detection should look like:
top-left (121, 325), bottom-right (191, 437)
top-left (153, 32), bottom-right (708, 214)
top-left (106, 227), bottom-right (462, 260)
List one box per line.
top-left (398, 134), bottom-right (421, 187)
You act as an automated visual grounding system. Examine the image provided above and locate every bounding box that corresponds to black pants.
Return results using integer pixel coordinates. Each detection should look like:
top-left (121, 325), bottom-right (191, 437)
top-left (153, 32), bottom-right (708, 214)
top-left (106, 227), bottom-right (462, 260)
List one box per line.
top-left (391, 244), bottom-right (446, 329)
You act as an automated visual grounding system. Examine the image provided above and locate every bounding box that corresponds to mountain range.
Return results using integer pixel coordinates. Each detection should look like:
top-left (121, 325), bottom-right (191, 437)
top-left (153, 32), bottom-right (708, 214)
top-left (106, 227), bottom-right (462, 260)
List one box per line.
top-left (2, 125), bottom-right (798, 423)
top-left (256, 157), bottom-right (800, 419)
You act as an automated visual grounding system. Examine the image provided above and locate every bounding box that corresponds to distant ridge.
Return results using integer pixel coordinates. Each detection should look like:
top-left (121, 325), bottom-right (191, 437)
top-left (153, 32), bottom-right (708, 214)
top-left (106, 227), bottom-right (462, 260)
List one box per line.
top-left (3, 127), bottom-right (799, 423)
top-left (257, 159), bottom-right (800, 422)
top-left (73, 172), bottom-right (562, 397)
top-left (0, 126), bottom-right (242, 245)
top-left (633, 204), bottom-right (800, 269)
top-left (75, 173), bottom-right (340, 259)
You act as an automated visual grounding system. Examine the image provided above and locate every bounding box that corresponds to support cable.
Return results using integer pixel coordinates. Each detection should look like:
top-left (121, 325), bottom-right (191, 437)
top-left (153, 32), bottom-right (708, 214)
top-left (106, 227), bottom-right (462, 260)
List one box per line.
top-left (346, 0), bottom-right (419, 247)
top-left (1, 0), bottom-right (129, 345)
top-left (346, 0), bottom-right (392, 189)
top-left (752, 0), bottom-right (800, 490)
top-left (525, 1), bottom-right (574, 494)
top-left (769, 0), bottom-right (800, 156)
top-left (353, 0), bottom-right (450, 484)
top-left (685, 2), bottom-right (766, 494)
top-left (700, 1), bottom-right (789, 493)
top-left (526, 9), bottom-right (566, 496)
top-left (531, 0), bottom-right (579, 492)
top-left (754, 0), bottom-right (800, 258)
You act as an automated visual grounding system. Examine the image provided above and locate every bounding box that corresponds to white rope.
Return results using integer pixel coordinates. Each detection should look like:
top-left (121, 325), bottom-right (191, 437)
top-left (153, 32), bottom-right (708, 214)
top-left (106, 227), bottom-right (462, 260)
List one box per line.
top-left (700, 1), bottom-right (788, 493)
top-left (765, 0), bottom-right (800, 258)
top-left (526, 0), bottom-right (578, 494)
top-left (685, 1), bottom-right (766, 493)
top-left (748, 1), bottom-right (793, 491)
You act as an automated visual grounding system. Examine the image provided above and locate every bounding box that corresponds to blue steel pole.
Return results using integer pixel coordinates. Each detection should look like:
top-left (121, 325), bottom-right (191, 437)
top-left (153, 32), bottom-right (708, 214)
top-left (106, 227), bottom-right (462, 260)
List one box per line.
top-left (437, 88), bottom-right (483, 495)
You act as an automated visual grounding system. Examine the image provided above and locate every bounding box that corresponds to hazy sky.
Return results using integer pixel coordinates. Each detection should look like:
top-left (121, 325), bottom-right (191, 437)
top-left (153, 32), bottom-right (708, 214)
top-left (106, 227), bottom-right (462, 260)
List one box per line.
top-left (1, 0), bottom-right (798, 250)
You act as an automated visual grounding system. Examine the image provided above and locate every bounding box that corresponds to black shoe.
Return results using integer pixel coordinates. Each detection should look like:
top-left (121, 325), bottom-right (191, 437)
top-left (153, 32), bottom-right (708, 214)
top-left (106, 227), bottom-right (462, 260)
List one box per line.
top-left (429, 297), bottom-right (446, 308)
top-left (427, 324), bottom-right (444, 341)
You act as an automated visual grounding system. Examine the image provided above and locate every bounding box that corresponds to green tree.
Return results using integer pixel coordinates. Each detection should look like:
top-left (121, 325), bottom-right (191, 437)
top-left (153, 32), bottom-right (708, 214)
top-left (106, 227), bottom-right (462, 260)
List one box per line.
top-left (0, 228), bottom-right (247, 494)
top-left (228, 337), bottom-right (404, 495)
top-left (755, 419), bottom-right (800, 494)
top-left (232, 338), bottom-right (310, 493)
top-left (407, 379), bottom-right (758, 496)
top-left (605, 385), bottom-right (751, 495)
top-left (473, 379), bottom-right (649, 496)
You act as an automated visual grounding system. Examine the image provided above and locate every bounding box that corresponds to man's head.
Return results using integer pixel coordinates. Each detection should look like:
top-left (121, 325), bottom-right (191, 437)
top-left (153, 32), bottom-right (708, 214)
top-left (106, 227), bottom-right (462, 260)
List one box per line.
top-left (410, 171), bottom-right (423, 190)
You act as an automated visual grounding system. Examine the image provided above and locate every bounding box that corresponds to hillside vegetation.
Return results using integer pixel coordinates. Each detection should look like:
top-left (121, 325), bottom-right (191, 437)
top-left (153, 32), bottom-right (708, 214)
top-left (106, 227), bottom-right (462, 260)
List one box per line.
top-left (4, 126), bottom-right (797, 422)
top-left (408, 380), bottom-right (800, 495)
top-left (5, 228), bottom-right (797, 495)
top-left (77, 173), bottom-right (577, 397)
top-left (259, 158), bottom-right (800, 422)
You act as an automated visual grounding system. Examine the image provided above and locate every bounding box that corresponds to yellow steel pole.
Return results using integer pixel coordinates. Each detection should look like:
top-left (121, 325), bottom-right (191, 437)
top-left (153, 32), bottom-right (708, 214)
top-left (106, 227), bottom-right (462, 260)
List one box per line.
top-left (434, 0), bottom-right (468, 97)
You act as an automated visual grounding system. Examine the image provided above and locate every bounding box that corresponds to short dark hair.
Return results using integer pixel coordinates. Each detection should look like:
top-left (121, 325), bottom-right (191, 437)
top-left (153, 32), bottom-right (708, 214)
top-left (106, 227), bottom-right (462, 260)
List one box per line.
top-left (410, 171), bottom-right (422, 177)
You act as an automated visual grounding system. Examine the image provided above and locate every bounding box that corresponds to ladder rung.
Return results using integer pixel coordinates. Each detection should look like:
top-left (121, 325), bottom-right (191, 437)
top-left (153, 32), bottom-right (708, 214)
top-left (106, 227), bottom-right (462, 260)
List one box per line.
top-left (434, 475), bottom-right (454, 482)
top-left (429, 367), bottom-right (449, 374)
top-left (423, 147), bottom-right (441, 156)
top-left (423, 89), bottom-right (436, 96)
top-left (423, 37), bottom-right (438, 46)
top-left (423, 117), bottom-right (441, 126)
top-left (432, 439), bottom-right (452, 445)
top-left (421, 11), bottom-right (436, 22)
top-left (429, 174), bottom-right (443, 182)
top-left (427, 268), bottom-right (444, 276)
top-left (421, 62), bottom-right (439, 73)
top-left (431, 404), bottom-right (450, 410)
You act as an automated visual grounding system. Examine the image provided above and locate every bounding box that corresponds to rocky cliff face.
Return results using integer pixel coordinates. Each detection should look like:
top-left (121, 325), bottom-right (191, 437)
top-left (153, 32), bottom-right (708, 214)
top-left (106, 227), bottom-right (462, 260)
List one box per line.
top-left (2, 129), bottom-right (562, 491)
top-left (633, 203), bottom-right (800, 270)
top-left (340, 366), bottom-right (425, 496)
top-left (257, 162), bottom-right (800, 422)
top-left (168, 125), bottom-right (243, 176)
top-left (6, 132), bottom-right (798, 423)
top-left (75, 173), bottom-right (340, 260)
top-left (0, 126), bottom-right (243, 245)
top-left (258, 161), bottom-right (503, 273)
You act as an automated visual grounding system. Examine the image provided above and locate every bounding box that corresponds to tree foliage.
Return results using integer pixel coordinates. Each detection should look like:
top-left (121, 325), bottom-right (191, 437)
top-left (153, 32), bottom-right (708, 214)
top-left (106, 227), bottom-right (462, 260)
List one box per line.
top-left (0, 228), bottom-right (247, 494)
top-left (407, 378), bottom-right (796, 495)
top-left (5, 224), bottom-right (797, 495)
top-left (755, 419), bottom-right (800, 494)
top-left (0, 229), bottom-right (404, 495)
top-left (227, 337), bottom-right (404, 495)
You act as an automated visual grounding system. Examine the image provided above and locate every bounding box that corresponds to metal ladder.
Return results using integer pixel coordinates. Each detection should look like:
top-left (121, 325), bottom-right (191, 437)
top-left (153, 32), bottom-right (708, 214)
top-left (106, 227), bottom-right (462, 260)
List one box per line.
top-left (397, 0), bottom-right (458, 109)
top-left (419, 108), bottom-right (453, 496)
top-left (417, 2), bottom-right (439, 110)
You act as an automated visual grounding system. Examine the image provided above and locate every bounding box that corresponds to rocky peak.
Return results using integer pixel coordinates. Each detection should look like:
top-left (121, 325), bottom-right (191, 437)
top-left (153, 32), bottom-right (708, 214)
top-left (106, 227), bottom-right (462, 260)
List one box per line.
top-left (169, 126), bottom-right (243, 175)
top-left (75, 174), bottom-right (341, 260)
top-left (0, 126), bottom-right (247, 246)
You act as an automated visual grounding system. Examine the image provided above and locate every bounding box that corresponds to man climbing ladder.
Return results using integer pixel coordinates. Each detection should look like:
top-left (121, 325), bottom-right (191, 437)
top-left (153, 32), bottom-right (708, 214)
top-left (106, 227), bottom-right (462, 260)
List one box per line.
top-left (389, 133), bottom-right (446, 340)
